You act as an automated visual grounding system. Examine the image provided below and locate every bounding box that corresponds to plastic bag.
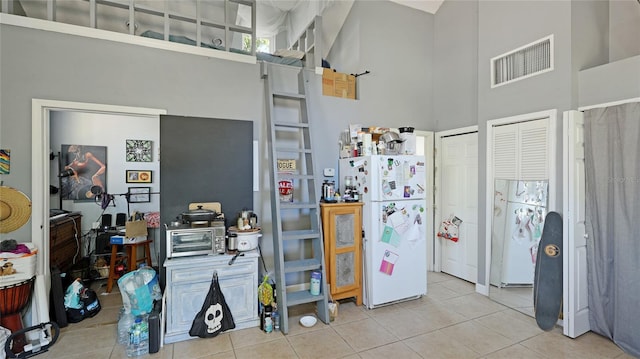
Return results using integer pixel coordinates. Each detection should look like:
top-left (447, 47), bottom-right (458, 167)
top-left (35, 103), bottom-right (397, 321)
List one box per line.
top-left (63, 279), bottom-right (84, 310)
top-left (118, 270), bottom-right (153, 316)
top-left (189, 272), bottom-right (235, 338)
top-left (63, 279), bottom-right (101, 323)
top-left (437, 215), bottom-right (462, 242)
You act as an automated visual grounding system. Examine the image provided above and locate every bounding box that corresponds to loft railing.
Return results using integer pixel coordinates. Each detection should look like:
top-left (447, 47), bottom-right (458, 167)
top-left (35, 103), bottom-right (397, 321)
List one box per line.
top-left (1, 0), bottom-right (256, 56)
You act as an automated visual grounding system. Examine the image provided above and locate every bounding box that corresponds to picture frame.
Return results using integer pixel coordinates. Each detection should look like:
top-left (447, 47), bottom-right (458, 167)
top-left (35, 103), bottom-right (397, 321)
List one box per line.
top-left (128, 187), bottom-right (151, 203)
top-left (126, 170), bottom-right (152, 184)
top-left (126, 139), bottom-right (153, 162)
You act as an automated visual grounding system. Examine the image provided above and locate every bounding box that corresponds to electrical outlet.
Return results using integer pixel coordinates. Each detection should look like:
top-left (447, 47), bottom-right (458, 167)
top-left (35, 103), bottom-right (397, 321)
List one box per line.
top-left (92, 221), bottom-right (100, 229)
top-left (323, 168), bottom-right (335, 177)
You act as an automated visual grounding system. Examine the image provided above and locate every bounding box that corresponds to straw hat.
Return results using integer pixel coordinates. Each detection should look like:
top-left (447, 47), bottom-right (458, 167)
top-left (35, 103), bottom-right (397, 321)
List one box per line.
top-left (0, 186), bottom-right (32, 233)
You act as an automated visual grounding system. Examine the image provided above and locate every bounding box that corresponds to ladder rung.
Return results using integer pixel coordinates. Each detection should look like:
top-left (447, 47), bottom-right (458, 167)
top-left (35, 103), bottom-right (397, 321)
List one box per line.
top-left (283, 258), bottom-right (322, 273)
top-left (286, 290), bottom-right (326, 307)
top-left (276, 148), bottom-right (312, 154)
top-left (280, 202), bottom-right (317, 210)
top-left (274, 122), bottom-right (310, 129)
top-left (282, 229), bottom-right (320, 241)
top-left (273, 91), bottom-right (305, 100)
top-left (278, 174), bottom-right (315, 180)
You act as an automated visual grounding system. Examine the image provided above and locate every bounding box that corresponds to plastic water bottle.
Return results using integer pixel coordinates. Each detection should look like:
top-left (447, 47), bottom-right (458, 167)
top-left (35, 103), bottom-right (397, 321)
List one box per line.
top-left (118, 310), bottom-right (134, 345)
top-left (126, 315), bottom-right (149, 357)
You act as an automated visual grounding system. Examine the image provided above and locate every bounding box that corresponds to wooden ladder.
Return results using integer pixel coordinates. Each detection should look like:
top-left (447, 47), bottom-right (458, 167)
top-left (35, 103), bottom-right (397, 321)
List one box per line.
top-left (261, 62), bottom-right (329, 334)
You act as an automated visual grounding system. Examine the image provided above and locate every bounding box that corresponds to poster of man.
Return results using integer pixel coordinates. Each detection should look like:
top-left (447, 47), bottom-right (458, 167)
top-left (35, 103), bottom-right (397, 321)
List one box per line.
top-left (60, 145), bottom-right (107, 201)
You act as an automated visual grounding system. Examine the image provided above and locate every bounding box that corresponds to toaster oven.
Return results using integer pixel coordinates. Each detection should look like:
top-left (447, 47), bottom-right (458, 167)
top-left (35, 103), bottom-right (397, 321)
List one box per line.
top-left (166, 223), bottom-right (225, 258)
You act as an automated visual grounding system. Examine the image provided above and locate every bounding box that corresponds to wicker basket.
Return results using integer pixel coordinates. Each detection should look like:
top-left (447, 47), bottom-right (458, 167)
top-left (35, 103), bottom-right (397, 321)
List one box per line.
top-left (95, 265), bottom-right (110, 278)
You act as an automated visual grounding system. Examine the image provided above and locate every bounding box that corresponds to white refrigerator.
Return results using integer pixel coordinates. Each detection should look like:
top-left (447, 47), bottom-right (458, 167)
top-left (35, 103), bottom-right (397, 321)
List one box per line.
top-left (339, 155), bottom-right (428, 309)
top-left (500, 180), bottom-right (548, 286)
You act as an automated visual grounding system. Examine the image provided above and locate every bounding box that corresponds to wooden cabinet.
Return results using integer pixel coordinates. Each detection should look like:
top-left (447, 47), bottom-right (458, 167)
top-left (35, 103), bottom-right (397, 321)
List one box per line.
top-left (49, 213), bottom-right (82, 273)
top-left (163, 252), bottom-right (259, 344)
top-left (320, 202), bottom-right (363, 305)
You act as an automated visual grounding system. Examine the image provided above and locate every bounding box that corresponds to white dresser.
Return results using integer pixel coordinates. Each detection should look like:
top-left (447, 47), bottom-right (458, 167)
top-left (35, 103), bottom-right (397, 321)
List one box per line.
top-left (163, 251), bottom-right (259, 344)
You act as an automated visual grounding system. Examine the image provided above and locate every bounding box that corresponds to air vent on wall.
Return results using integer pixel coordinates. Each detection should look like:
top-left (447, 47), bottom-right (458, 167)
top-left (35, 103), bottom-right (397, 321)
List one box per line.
top-left (491, 35), bottom-right (553, 88)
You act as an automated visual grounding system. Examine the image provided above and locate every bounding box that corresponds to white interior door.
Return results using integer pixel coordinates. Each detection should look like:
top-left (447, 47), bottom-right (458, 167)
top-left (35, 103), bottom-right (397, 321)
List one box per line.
top-left (562, 110), bottom-right (590, 338)
top-left (438, 130), bottom-right (478, 283)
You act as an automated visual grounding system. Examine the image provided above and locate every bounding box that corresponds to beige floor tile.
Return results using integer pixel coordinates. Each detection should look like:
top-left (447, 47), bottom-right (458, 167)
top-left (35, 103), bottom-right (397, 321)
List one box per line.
top-left (437, 321), bottom-right (515, 355)
top-left (285, 313), bottom-right (329, 336)
top-left (234, 337), bottom-right (297, 359)
top-left (358, 341), bottom-right (421, 359)
top-left (427, 271), bottom-right (456, 284)
top-left (481, 344), bottom-right (548, 359)
top-left (405, 299), bottom-right (468, 329)
top-left (424, 282), bottom-right (461, 301)
top-left (172, 333), bottom-right (233, 358)
top-left (521, 330), bottom-right (624, 359)
top-left (332, 318), bottom-right (397, 352)
top-left (444, 293), bottom-right (506, 319)
top-left (439, 277), bottom-right (477, 296)
top-left (287, 326), bottom-right (355, 359)
top-left (328, 301), bottom-right (370, 326)
top-left (369, 305), bottom-right (439, 339)
top-left (403, 330), bottom-right (481, 358)
top-left (473, 309), bottom-right (542, 342)
top-left (150, 343), bottom-right (174, 358)
top-left (45, 324), bottom-right (118, 357)
top-left (199, 350), bottom-right (238, 359)
top-left (229, 326), bottom-right (284, 349)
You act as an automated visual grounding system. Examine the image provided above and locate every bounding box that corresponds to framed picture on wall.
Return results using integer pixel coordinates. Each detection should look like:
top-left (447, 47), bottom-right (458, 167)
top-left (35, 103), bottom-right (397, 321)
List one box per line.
top-left (60, 144), bottom-right (108, 201)
top-left (126, 139), bottom-right (153, 162)
top-left (128, 187), bottom-right (151, 203)
top-left (126, 170), bottom-right (152, 184)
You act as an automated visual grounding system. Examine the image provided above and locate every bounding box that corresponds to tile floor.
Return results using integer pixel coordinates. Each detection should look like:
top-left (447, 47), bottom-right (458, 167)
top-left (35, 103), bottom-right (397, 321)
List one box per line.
top-left (36, 272), bottom-right (634, 359)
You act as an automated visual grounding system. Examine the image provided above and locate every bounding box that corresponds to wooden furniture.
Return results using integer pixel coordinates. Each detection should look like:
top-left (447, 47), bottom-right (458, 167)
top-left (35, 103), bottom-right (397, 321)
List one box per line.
top-left (106, 240), bottom-right (153, 293)
top-left (320, 202), bottom-right (363, 305)
top-left (49, 213), bottom-right (82, 273)
top-left (163, 252), bottom-right (259, 344)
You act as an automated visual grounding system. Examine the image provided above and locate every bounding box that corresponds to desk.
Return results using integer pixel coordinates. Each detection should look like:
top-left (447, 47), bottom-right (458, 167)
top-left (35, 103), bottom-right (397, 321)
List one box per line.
top-left (49, 213), bottom-right (82, 273)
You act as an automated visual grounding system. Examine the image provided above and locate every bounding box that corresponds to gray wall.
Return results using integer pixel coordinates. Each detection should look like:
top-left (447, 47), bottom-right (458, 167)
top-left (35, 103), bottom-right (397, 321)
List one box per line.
top-left (433, 0), bottom-right (478, 131)
top-left (0, 2), bottom-right (436, 278)
top-left (579, 55), bottom-right (640, 108)
top-left (609, 0), bottom-right (640, 62)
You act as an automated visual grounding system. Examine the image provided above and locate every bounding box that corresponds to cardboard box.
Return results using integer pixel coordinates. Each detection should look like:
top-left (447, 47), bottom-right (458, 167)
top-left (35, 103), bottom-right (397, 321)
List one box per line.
top-left (322, 69), bottom-right (356, 99)
top-left (0, 247), bottom-right (37, 286)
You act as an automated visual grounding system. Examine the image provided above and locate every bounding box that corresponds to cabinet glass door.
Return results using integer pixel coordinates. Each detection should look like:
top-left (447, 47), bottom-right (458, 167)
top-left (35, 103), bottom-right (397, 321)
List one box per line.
top-left (335, 213), bottom-right (355, 288)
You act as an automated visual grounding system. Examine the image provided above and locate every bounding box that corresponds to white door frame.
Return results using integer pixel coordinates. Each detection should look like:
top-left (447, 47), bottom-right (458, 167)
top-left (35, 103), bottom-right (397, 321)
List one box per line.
top-left (480, 109), bottom-right (558, 296)
top-left (433, 125), bottom-right (478, 273)
top-left (31, 99), bottom-right (166, 324)
top-left (415, 130), bottom-right (435, 271)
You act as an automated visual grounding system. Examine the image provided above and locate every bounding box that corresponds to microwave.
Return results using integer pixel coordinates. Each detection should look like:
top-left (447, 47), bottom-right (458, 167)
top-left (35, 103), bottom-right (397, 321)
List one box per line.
top-left (166, 224), bottom-right (225, 258)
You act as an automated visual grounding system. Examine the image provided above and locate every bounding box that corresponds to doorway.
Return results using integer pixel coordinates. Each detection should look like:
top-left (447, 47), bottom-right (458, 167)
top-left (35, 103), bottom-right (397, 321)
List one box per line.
top-left (434, 127), bottom-right (478, 283)
top-left (31, 99), bottom-right (166, 324)
top-left (484, 109), bottom-right (558, 317)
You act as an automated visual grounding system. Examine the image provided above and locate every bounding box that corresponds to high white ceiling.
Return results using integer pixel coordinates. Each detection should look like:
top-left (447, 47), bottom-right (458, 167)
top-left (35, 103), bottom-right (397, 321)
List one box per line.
top-left (389, 0), bottom-right (444, 14)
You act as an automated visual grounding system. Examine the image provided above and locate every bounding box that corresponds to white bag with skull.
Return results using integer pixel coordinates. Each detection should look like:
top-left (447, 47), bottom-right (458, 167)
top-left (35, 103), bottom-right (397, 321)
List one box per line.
top-left (189, 271), bottom-right (235, 338)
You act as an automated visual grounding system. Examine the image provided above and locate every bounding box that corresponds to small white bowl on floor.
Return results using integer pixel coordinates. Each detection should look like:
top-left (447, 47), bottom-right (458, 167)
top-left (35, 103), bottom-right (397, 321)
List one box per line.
top-left (299, 315), bottom-right (317, 328)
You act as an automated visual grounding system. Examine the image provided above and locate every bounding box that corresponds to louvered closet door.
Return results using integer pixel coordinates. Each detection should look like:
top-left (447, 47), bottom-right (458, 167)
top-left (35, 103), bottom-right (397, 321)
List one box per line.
top-left (493, 125), bottom-right (518, 179)
top-left (493, 118), bottom-right (549, 180)
top-left (519, 119), bottom-right (549, 180)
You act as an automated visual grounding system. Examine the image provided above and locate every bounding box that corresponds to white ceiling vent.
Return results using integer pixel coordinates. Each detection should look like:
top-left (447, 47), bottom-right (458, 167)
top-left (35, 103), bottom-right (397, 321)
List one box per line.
top-left (491, 35), bottom-right (554, 88)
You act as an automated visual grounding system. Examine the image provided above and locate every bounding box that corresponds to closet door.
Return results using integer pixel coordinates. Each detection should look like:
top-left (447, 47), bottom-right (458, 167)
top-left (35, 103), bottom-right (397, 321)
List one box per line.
top-left (493, 125), bottom-right (517, 179)
top-left (493, 118), bottom-right (549, 180)
top-left (519, 119), bottom-right (549, 180)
